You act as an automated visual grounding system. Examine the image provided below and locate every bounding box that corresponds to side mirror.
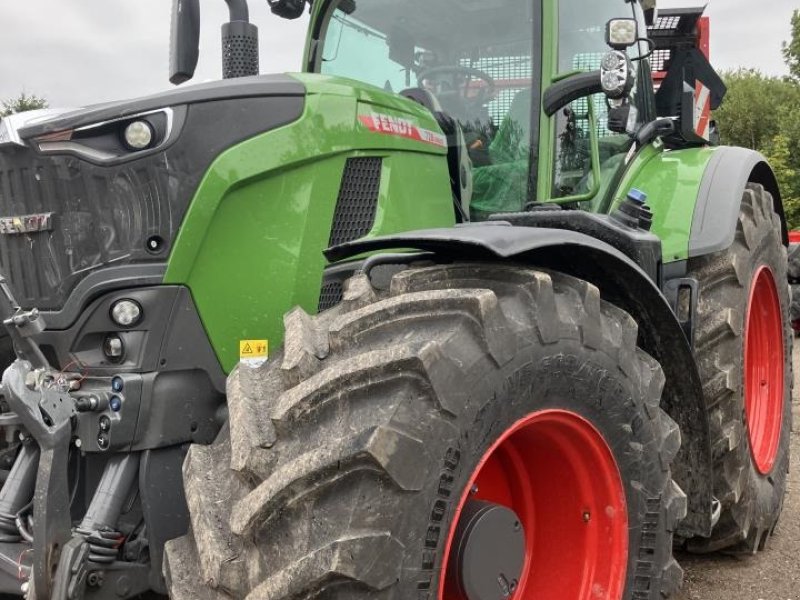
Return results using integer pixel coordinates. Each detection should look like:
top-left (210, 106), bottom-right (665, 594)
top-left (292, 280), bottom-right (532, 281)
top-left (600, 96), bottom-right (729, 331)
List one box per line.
top-left (267, 0), bottom-right (306, 19)
top-left (169, 0), bottom-right (201, 85)
top-left (543, 50), bottom-right (634, 118)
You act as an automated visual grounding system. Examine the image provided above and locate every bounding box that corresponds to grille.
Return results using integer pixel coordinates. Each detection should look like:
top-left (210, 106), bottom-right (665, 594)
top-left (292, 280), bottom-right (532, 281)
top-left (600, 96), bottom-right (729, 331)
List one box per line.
top-left (317, 281), bottom-right (344, 312)
top-left (650, 49), bottom-right (673, 73)
top-left (653, 15), bottom-right (681, 30)
top-left (328, 158), bottom-right (382, 247)
top-left (0, 147), bottom-right (173, 310)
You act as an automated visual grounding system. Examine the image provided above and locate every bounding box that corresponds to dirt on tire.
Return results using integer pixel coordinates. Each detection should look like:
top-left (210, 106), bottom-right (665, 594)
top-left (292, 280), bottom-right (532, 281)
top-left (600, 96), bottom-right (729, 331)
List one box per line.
top-left (164, 263), bottom-right (685, 599)
top-left (685, 183), bottom-right (791, 553)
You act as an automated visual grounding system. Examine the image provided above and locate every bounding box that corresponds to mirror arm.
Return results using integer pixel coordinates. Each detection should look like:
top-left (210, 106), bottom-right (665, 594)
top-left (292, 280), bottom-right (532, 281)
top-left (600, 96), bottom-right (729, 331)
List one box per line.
top-left (543, 72), bottom-right (603, 117)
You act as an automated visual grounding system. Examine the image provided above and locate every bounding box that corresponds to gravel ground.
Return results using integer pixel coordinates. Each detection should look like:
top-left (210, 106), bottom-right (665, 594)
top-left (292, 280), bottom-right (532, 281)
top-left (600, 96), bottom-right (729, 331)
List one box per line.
top-left (675, 340), bottom-right (800, 599)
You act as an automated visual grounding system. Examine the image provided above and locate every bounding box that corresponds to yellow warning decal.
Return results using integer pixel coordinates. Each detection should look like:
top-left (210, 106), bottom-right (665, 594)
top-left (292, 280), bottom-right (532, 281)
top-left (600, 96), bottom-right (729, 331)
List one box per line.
top-left (240, 340), bottom-right (268, 360)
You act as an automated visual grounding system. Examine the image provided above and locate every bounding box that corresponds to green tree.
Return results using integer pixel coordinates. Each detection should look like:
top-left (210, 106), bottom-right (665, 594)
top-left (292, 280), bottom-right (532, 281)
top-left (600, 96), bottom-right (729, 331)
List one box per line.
top-left (0, 92), bottom-right (48, 117)
top-left (783, 9), bottom-right (800, 81)
top-left (714, 70), bottom-right (800, 228)
top-left (713, 69), bottom-right (795, 150)
top-left (764, 132), bottom-right (800, 227)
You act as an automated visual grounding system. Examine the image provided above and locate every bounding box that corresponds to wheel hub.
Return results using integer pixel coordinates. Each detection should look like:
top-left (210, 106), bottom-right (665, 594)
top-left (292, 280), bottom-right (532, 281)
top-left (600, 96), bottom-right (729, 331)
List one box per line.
top-left (439, 409), bottom-right (629, 600)
top-left (447, 500), bottom-right (526, 600)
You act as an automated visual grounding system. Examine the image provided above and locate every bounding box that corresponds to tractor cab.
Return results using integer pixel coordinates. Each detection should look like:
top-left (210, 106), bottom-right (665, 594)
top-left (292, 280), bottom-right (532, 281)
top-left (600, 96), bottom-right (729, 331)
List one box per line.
top-left (306, 0), bottom-right (657, 219)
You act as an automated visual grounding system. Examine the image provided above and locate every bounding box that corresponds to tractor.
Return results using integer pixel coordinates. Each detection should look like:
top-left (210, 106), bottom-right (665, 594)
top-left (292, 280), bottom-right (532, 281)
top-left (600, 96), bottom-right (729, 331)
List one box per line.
top-left (0, 0), bottom-right (791, 598)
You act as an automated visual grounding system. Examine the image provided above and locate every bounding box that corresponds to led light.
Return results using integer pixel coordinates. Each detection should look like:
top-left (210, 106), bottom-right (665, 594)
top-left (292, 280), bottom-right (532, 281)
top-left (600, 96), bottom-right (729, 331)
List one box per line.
top-left (600, 51), bottom-right (633, 99)
top-left (601, 52), bottom-right (623, 72)
top-left (103, 334), bottom-right (124, 362)
top-left (110, 300), bottom-right (143, 328)
top-left (602, 71), bottom-right (624, 94)
top-left (109, 396), bottom-right (122, 412)
top-left (111, 376), bottom-right (124, 392)
top-left (123, 120), bottom-right (153, 150)
top-left (606, 18), bottom-right (638, 49)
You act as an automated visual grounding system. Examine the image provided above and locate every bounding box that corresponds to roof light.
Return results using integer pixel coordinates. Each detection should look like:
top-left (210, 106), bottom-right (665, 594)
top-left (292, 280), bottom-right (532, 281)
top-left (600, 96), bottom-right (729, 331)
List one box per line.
top-left (606, 18), bottom-right (639, 50)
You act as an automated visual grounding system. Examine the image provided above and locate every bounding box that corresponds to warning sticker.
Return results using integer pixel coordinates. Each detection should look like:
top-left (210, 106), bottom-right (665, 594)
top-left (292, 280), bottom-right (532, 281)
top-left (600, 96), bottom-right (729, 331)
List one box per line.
top-left (359, 113), bottom-right (447, 148)
top-left (240, 340), bottom-right (268, 367)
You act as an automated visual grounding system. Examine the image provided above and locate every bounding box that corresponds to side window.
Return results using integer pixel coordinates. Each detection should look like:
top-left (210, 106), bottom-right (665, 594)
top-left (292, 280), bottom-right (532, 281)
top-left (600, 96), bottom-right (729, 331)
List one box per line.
top-left (552, 0), bottom-right (643, 200)
top-left (321, 10), bottom-right (413, 92)
top-left (552, 99), bottom-right (595, 198)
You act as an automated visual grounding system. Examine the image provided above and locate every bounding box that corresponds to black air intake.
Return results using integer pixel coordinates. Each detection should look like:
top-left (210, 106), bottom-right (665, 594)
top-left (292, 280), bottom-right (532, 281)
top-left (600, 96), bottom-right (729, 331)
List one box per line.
top-left (328, 157), bottom-right (382, 247)
top-left (222, 21), bottom-right (259, 79)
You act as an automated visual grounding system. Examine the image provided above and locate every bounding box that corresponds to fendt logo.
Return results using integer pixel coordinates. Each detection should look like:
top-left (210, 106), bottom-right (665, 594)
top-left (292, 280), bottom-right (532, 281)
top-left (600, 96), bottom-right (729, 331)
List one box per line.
top-left (359, 112), bottom-right (447, 148)
top-left (0, 212), bottom-right (55, 235)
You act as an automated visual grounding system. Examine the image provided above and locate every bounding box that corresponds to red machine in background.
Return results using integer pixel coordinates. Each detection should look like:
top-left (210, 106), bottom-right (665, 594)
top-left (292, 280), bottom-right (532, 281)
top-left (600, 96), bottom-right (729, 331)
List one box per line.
top-left (649, 6), bottom-right (711, 87)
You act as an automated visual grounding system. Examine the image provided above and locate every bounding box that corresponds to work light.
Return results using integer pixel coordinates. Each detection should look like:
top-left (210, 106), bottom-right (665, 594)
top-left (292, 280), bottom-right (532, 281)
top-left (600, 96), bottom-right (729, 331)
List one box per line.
top-left (606, 18), bottom-right (638, 50)
top-left (123, 120), bottom-right (154, 150)
top-left (110, 299), bottom-right (143, 328)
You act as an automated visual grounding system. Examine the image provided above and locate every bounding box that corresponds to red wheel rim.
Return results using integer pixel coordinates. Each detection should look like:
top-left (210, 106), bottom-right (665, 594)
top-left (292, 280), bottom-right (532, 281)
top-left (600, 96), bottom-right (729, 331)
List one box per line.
top-left (744, 266), bottom-right (785, 475)
top-left (439, 409), bottom-right (628, 600)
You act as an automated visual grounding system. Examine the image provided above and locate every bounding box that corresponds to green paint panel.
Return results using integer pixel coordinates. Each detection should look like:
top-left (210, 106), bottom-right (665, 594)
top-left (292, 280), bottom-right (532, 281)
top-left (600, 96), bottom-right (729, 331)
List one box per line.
top-left (165, 75), bottom-right (454, 372)
top-left (609, 145), bottom-right (719, 262)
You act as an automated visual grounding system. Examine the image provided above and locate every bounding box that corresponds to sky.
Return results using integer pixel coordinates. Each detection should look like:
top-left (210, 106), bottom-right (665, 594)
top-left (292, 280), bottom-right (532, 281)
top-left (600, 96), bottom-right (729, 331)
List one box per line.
top-left (0, 0), bottom-right (796, 108)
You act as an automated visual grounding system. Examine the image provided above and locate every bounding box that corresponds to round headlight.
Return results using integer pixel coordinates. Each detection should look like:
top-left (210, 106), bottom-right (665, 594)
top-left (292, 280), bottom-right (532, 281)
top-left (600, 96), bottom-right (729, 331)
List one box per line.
top-left (123, 120), bottom-right (154, 150)
top-left (103, 334), bottom-right (125, 362)
top-left (110, 300), bottom-right (143, 328)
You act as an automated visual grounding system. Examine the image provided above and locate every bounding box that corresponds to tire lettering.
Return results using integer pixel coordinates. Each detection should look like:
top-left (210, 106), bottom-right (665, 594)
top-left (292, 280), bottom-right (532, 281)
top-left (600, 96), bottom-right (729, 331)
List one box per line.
top-left (417, 445), bottom-right (461, 596)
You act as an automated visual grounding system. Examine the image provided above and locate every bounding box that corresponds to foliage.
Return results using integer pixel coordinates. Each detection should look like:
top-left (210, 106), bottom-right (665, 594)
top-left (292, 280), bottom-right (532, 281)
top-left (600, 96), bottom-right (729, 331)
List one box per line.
top-left (0, 92), bottom-right (48, 117)
top-left (783, 10), bottom-right (800, 82)
top-left (713, 17), bottom-right (800, 228)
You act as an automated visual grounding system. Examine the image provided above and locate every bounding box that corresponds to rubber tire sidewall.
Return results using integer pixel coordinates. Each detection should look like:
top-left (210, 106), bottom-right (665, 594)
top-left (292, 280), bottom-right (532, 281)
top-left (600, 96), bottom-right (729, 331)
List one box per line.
top-left (405, 336), bottom-right (672, 599)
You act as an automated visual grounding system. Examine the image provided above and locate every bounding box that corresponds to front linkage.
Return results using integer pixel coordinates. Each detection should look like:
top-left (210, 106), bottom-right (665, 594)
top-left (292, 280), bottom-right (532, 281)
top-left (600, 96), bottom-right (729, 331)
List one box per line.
top-left (0, 276), bottom-right (150, 600)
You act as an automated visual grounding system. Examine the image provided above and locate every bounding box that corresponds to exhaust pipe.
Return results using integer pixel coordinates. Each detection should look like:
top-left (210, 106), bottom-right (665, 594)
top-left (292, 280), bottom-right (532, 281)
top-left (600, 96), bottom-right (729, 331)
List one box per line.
top-left (170, 0), bottom-right (259, 84)
top-left (222, 0), bottom-right (260, 79)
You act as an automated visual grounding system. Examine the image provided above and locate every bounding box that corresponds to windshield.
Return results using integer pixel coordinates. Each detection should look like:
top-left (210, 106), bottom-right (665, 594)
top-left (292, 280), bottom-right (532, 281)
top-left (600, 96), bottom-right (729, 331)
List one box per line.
top-left (317, 0), bottom-right (539, 218)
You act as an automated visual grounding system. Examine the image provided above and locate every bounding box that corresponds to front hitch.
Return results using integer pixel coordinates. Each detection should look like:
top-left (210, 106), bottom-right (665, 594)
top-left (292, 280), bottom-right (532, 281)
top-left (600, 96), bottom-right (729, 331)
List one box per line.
top-left (0, 277), bottom-right (75, 598)
top-left (1, 351), bottom-right (74, 598)
top-left (0, 278), bottom-right (147, 600)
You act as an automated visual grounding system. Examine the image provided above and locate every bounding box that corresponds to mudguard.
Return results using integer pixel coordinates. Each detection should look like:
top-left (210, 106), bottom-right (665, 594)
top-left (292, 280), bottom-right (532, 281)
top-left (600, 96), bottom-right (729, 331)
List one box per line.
top-left (327, 223), bottom-right (715, 537)
top-left (691, 146), bottom-right (787, 257)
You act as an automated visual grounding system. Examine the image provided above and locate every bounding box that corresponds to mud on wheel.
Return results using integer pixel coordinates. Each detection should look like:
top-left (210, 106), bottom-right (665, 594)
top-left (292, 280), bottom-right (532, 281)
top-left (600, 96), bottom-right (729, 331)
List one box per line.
top-left (687, 183), bottom-right (792, 553)
top-left (165, 263), bottom-right (687, 599)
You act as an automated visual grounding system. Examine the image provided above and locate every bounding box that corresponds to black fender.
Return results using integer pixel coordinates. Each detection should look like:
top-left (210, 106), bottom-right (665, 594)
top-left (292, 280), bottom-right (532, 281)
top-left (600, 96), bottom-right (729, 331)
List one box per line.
top-left (327, 223), bottom-right (714, 537)
top-left (691, 146), bottom-right (788, 258)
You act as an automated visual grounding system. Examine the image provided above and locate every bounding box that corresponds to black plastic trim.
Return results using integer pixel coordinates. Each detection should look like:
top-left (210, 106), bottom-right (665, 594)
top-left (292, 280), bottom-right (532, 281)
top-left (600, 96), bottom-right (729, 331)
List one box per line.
top-left (691, 146), bottom-right (788, 258)
top-left (40, 264), bottom-right (167, 330)
top-left (19, 74), bottom-right (305, 139)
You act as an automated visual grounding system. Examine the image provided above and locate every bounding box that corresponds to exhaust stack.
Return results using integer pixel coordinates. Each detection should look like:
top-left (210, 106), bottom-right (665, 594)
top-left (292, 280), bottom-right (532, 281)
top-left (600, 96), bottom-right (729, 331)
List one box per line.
top-left (222, 0), bottom-right (260, 79)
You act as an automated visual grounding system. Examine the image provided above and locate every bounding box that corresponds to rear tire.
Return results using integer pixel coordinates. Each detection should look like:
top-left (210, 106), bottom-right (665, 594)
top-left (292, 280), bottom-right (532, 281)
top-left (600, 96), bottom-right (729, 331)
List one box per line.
top-left (165, 264), bottom-right (686, 599)
top-left (686, 184), bottom-right (792, 553)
